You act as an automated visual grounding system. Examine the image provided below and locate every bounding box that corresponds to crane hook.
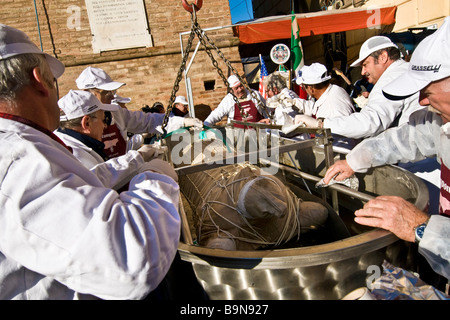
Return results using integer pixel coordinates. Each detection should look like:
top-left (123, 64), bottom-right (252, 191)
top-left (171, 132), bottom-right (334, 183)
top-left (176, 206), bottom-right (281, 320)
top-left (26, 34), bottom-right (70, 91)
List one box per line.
top-left (181, 0), bottom-right (203, 13)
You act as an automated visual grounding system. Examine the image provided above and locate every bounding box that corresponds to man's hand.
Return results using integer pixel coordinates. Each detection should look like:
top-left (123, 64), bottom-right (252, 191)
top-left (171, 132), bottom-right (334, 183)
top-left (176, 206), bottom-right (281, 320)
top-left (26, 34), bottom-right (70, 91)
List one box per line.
top-left (294, 114), bottom-right (319, 127)
top-left (258, 118), bottom-right (271, 124)
top-left (323, 160), bottom-right (355, 184)
top-left (142, 158), bottom-right (178, 182)
top-left (137, 144), bottom-right (165, 162)
top-left (354, 195), bottom-right (429, 242)
top-left (184, 117), bottom-right (203, 128)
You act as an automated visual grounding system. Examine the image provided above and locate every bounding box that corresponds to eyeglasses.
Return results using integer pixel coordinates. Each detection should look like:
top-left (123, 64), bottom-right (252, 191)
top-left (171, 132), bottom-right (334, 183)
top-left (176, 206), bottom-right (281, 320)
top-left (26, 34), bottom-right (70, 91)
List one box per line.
top-left (93, 89), bottom-right (116, 97)
top-left (89, 114), bottom-right (109, 125)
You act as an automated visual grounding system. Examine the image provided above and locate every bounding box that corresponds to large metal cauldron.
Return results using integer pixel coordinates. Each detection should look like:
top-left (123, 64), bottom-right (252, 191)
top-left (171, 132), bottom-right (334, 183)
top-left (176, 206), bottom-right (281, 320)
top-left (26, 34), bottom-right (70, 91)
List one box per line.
top-left (169, 129), bottom-right (429, 300)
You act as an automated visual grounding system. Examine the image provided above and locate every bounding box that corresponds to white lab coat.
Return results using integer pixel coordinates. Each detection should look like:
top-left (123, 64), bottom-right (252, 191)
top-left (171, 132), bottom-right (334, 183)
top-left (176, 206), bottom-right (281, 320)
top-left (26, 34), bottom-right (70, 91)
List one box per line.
top-left (110, 107), bottom-right (185, 151)
top-left (304, 84), bottom-right (356, 118)
top-left (54, 130), bottom-right (146, 190)
top-left (324, 60), bottom-right (426, 139)
top-left (0, 117), bottom-right (181, 299)
top-left (345, 109), bottom-right (450, 279)
top-left (204, 89), bottom-right (267, 127)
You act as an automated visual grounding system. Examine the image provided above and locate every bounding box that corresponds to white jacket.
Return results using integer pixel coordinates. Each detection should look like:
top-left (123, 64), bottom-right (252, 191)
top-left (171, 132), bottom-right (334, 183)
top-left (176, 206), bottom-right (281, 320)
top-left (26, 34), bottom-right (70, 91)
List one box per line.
top-left (54, 130), bottom-right (146, 190)
top-left (110, 107), bottom-right (186, 150)
top-left (0, 117), bottom-right (181, 299)
top-left (204, 89), bottom-right (267, 127)
top-left (304, 84), bottom-right (355, 119)
top-left (345, 109), bottom-right (450, 279)
top-left (324, 60), bottom-right (425, 139)
top-left (112, 107), bottom-right (184, 138)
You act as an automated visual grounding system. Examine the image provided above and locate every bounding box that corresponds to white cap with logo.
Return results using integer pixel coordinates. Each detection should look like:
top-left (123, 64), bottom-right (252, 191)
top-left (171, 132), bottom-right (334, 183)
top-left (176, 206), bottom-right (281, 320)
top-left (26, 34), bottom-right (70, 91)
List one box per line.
top-left (383, 17), bottom-right (450, 100)
top-left (174, 96), bottom-right (188, 105)
top-left (76, 66), bottom-right (125, 91)
top-left (0, 24), bottom-right (65, 78)
top-left (59, 90), bottom-right (120, 121)
top-left (227, 74), bottom-right (241, 88)
top-left (295, 63), bottom-right (331, 85)
top-left (350, 36), bottom-right (398, 67)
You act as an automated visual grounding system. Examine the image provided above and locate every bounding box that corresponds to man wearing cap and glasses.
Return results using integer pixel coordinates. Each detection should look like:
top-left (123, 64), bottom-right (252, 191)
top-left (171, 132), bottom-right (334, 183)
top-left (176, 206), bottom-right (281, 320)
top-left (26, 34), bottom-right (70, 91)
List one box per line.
top-left (56, 90), bottom-right (166, 190)
top-left (76, 67), bottom-right (202, 158)
top-left (171, 95), bottom-right (190, 117)
top-left (322, 17), bottom-right (450, 281)
top-left (0, 24), bottom-right (181, 299)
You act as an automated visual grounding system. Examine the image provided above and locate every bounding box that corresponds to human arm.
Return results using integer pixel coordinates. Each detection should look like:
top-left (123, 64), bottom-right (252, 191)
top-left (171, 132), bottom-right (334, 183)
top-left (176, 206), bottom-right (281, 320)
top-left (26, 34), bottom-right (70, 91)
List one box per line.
top-left (323, 82), bottom-right (419, 139)
top-left (112, 107), bottom-right (167, 135)
top-left (90, 149), bottom-right (145, 190)
top-left (204, 95), bottom-right (233, 127)
top-left (322, 109), bottom-right (440, 185)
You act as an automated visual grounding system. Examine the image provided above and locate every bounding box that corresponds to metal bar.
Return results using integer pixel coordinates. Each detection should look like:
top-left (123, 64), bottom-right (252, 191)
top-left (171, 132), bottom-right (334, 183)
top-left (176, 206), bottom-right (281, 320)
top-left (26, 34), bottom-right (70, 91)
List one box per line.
top-left (274, 163), bottom-right (375, 203)
top-left (228, 120), bottom-right (283, 130)
top-left (174, 139), bottom-right (318, 176)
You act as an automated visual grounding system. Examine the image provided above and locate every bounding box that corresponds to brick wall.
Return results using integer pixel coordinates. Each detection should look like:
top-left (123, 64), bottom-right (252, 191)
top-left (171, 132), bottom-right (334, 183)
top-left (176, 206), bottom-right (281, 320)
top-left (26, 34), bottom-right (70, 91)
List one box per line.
top-left (1, 0), bottom-right (244, 115)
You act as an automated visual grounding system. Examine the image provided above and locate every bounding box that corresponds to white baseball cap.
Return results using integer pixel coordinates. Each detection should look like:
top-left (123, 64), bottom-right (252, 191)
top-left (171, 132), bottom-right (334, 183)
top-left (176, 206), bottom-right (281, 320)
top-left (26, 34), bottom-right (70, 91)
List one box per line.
top-left (174, 96), bottom-right (188, 105)
top-left (383, 17), bottom-right (450, 100)
top-left (76, 66), bottom-right (125, 91)
top-left (227, 74), bottom-right (241, 88)
top-left (59, 90), bottom-right (120, 121)
top-left (350, 36), bottom-right (398, 67)
top-left (295, 63), bottom-right (331, 85)
top-left (0, 24), bottom-right (65, 78)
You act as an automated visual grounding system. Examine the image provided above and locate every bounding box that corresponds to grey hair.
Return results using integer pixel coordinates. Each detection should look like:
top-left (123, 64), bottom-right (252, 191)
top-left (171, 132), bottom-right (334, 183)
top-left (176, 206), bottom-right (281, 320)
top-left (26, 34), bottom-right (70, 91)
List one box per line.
top-left (265, 72), bottom-right (288, 92)
top-left (0, 53), bottom-right (53, 106)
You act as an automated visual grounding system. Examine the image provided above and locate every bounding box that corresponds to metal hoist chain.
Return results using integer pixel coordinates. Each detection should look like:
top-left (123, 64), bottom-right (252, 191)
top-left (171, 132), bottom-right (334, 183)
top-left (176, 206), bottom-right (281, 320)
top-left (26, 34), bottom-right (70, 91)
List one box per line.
top-left (161, 10), bottom-right (198, 134)
top-left (161, 5), bottom-right (272, 134)
top-left (193, 26), bottom-right (272, 121)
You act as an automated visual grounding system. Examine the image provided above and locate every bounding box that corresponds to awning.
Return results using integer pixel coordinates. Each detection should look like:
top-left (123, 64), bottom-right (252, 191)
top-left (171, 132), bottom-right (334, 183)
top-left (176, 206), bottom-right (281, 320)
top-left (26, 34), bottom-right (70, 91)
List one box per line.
top-left (233, 6), bottom-right (397, 44)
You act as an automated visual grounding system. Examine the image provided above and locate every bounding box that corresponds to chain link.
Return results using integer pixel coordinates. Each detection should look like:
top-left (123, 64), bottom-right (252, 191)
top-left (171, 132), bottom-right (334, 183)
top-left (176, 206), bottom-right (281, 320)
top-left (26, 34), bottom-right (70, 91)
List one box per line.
top-left (161, 5), bottom-right (273, 134)
top-left (161, 8), bottom-right (198, 133)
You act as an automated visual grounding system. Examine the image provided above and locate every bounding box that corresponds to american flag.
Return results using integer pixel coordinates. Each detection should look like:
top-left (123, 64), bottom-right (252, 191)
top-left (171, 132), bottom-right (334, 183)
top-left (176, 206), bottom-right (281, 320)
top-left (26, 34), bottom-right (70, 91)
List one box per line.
top-left (259, 54), bottom-right (268, 99)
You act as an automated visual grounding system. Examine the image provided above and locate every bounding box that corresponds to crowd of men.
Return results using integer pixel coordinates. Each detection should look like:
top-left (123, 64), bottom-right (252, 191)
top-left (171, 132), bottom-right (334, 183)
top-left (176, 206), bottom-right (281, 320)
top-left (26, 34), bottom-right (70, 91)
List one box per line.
top-left (0, 16), bottom-right (448, 299)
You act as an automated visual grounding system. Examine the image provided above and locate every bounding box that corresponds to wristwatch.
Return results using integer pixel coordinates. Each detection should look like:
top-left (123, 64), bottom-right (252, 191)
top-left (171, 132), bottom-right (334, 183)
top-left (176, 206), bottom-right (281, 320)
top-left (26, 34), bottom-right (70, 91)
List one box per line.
top-left (414, 221), bottom-right (428, 244)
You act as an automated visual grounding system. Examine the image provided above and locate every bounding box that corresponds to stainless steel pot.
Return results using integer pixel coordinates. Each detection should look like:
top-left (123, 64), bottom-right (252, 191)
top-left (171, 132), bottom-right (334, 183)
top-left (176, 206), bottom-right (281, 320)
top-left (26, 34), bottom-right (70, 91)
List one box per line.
top-left (170, 132), bottom-right (429, 300)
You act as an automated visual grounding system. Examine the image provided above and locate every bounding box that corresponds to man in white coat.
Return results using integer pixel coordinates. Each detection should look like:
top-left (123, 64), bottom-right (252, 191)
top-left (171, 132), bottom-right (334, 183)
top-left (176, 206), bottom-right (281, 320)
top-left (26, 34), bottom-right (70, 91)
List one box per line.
top-left (204, 74), bottom-right (268, 152)
top-left (0, 24), bottom-right (181, 300)
top-left (294, 63), bottom-right (357, 149)
top-left (323, 18), bottom-right (450, 281)
top-left (204, 74), bottom-right (268, 127)
top-left (56, 90), bottom-right (164, 190)
top-left (76, 67), bottom-right (202, 158)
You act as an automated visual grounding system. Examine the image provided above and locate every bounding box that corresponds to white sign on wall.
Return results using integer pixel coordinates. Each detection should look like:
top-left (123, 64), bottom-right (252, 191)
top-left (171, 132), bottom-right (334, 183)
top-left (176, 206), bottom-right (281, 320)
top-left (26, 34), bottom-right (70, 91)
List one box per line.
top-left (85, 0), bottom-right (153, 53)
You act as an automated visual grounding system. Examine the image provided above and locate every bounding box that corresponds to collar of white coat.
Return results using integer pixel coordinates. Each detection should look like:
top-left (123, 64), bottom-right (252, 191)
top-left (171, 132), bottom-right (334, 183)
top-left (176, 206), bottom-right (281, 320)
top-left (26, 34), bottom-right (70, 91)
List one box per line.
top-left (313, 83), bottom-right (333, 108)
top-left (441, 122), bottom-right (450, 136)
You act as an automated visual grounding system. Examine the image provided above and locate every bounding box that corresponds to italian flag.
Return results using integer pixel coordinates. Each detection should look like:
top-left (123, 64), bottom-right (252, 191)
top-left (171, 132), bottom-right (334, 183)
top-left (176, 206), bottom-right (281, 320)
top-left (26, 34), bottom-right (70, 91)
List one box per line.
top-left (291, 11), bottom-right (304, 76)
